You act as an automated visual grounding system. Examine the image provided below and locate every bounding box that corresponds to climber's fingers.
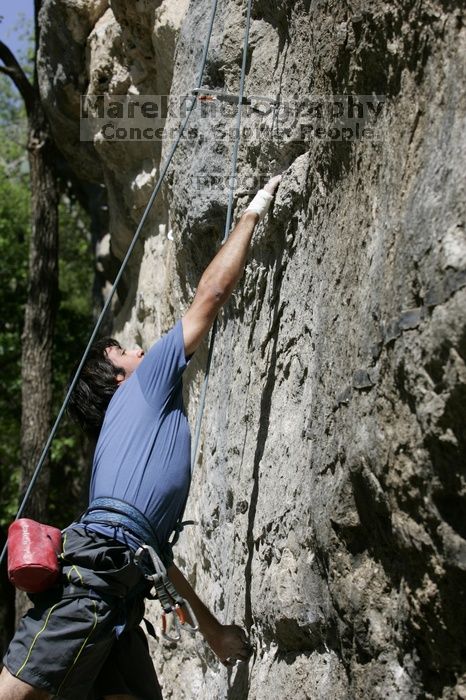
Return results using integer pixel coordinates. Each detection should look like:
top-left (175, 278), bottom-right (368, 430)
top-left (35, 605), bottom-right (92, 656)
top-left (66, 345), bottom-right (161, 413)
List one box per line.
top-left (263, 173), bottom-right (283, 195)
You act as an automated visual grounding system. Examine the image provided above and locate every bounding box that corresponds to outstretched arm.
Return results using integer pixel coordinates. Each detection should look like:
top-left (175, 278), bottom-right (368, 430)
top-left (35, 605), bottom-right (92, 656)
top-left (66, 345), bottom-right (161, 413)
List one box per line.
top-left (167, 563), bottom-right (252, 665)
top-left (182, 175), bottom-right (282, 356)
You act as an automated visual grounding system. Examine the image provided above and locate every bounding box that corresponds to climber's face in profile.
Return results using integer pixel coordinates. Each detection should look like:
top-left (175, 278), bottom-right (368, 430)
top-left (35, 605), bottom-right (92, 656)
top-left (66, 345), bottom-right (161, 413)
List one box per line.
top-left (105, 345), bottom-right (145, 383)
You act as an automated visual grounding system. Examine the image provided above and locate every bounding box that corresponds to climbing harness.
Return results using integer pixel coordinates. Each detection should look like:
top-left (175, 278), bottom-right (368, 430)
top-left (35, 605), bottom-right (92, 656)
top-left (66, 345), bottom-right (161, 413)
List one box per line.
top-left (80, 497), bottom-right (199, 642)
top-left (80, 497), bottom-right (169, 561)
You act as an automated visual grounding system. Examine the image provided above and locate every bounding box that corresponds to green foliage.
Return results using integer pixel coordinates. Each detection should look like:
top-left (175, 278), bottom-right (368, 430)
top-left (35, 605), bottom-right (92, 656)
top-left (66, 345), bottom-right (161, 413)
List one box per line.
top-left (0, 151), bottom-right (29, 525)
top-left (49, 197), bottom-right (94, 527)
top-left (0, 73), bottom-right (94, 529)
top-left (0, 68), bottom-right (30, 523)
top-left (0, 72), bottom-right (28, 180)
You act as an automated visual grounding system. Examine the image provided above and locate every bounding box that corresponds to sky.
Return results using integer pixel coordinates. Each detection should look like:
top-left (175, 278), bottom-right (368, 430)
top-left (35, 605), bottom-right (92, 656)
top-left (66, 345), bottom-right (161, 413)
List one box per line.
top-left (0, 0), bottom-right (34, 60)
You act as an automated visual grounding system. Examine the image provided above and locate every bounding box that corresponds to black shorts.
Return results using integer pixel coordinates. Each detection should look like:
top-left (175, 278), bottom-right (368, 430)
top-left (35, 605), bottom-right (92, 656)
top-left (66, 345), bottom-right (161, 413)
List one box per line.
top-left (3, 525), bottom-right (163, 700)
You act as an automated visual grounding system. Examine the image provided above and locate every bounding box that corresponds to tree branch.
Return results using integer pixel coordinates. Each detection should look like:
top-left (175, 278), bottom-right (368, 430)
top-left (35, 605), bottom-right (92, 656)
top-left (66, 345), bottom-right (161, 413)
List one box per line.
top-left (0, 65), bottom-right (16, 78)
top-left (0, 41), bottom-right (35, 116)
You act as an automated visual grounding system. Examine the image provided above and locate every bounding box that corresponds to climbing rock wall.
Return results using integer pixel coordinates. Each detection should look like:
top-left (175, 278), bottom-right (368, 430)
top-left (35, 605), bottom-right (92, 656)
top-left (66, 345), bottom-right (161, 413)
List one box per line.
top-left (38, 1), bottom-right (466, 698)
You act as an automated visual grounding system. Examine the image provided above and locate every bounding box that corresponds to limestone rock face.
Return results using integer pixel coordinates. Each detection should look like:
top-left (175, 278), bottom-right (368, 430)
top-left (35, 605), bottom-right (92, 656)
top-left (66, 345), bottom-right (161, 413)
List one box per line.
top-left (38, 1), bottom-right (466, 698)
top-left (38, 0), bottom-right (189, 303)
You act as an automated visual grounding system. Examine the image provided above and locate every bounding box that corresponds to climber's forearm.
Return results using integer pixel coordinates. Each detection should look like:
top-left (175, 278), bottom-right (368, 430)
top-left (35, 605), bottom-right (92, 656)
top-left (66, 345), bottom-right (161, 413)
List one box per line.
top-left (197, 211), bottom-right (259, 303)
top-left (167, 563), bottom-right (222, 641)
top-left (182, 178), bottom-right (280, 356)
top-left (181, 210), bottom-right (260, 356)
top-left (197, 183), bottom-right (278, 302)
top-left (167, 564), bottom-right (253, 664)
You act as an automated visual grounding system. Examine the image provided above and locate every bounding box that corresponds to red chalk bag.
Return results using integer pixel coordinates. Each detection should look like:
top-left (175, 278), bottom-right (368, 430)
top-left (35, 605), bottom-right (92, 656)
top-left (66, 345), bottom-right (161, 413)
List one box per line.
top-left (7, 518), bottom-right (63, 593)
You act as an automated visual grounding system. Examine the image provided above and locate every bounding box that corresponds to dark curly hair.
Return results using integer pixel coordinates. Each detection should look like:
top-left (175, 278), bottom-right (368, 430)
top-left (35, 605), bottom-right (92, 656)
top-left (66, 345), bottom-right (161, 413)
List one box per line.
top-left (67, 337), bottom-right (125, 438)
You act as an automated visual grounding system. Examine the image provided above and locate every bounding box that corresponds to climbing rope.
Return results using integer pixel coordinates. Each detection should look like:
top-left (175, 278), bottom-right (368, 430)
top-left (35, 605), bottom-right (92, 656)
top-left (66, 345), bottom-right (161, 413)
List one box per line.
top-left (190, 0), bottom-right (254, 473)
top-left (0, 0), bottom-right (219, 569)
top-left (180, 0), bottom-right (254, 629)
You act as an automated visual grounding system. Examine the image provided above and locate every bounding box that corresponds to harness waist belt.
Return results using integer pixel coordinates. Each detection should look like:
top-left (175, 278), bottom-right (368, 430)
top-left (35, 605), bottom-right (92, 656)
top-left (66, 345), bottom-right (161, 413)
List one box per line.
top-left (80, 497), bottom-right (173, 566)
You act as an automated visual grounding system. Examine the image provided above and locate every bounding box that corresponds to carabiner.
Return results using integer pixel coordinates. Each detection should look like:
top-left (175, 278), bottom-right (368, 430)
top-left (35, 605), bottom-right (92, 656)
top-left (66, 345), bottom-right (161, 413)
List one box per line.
top-left (161, 605), bottom-right (183, 643)
top-left (161, 602), bottom-right (199, 643)
top-left (179, 599), bottom-right (199, 634)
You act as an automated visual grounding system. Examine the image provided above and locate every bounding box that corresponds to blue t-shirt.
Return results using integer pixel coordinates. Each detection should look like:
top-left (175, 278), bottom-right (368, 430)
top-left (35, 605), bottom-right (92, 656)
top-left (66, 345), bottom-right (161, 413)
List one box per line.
top-left (87, 320), bottom-right (191, 549)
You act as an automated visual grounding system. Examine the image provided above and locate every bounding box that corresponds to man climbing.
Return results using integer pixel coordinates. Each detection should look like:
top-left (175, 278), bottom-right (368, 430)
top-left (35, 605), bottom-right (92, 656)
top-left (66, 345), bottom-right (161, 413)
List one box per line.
top-left (0, 173), bottom-right (282, 700)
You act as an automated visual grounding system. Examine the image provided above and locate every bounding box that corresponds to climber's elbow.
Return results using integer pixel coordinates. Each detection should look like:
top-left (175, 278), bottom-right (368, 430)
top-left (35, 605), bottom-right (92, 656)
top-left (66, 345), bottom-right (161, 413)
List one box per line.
top-left (182, 281), bottom-right (229, 355)
top-left (197, 276), bottom-right (231, 308)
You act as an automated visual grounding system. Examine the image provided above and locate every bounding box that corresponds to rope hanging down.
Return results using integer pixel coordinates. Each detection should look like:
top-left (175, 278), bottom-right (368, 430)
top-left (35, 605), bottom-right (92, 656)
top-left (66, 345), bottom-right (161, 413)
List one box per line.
top-left (190, 0), bottom-right (253, 474)
top-left (0, 0), bottom-right (219, 569)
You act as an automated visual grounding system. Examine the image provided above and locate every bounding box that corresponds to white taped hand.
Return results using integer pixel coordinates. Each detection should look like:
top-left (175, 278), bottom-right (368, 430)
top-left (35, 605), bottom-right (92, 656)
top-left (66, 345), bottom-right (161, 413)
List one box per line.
top-left (244, 189), bottom-right (274, 220)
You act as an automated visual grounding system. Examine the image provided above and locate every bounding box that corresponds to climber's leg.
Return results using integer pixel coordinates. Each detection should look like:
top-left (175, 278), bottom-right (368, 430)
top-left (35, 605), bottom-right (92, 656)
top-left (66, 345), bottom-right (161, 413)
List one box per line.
top-left (0, 666), bottom-right (50, 700)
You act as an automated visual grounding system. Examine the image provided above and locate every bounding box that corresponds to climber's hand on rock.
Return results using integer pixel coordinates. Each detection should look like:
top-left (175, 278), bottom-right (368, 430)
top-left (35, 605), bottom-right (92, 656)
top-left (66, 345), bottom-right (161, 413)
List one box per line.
top-left (263, 173), bottom-right (283, 196)
top-left (245, 174), bottom-right (283, 220)
top-left (206, 623), bottom-right (253, 666)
